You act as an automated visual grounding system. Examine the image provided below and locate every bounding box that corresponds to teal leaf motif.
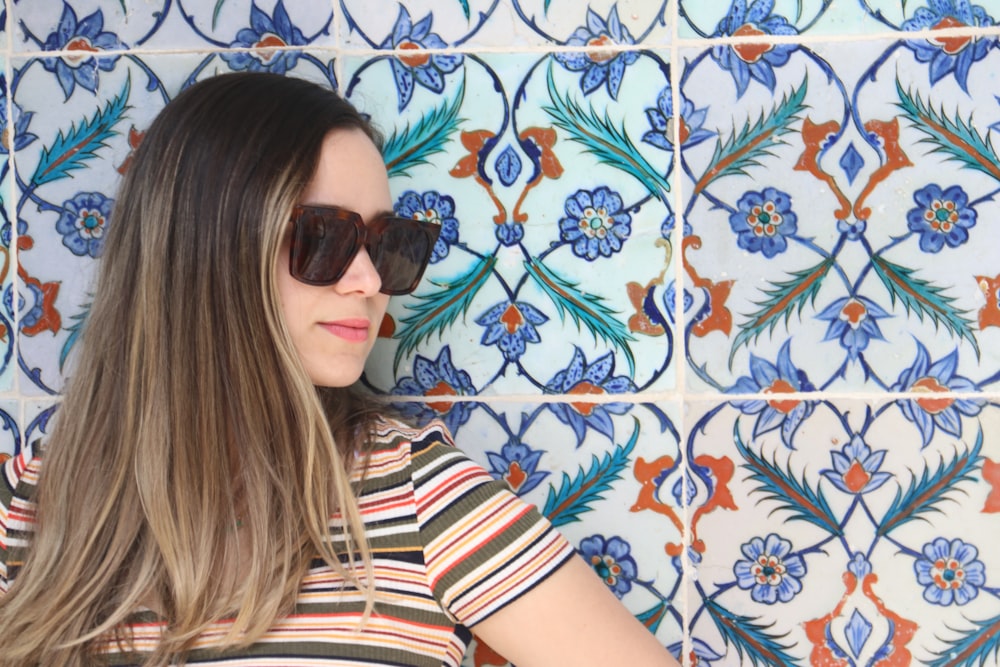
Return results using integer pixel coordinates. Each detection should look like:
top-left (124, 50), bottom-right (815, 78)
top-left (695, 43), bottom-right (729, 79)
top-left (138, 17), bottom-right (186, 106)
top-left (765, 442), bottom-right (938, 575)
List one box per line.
top-left (635, 602), bottom-right (670, 634)
top-left (730, 257), bottom-right (833, 365)
top-left (524, 257), bottom-right (636, 375)
top-left (704, 599), bottom-right (799, 667)
top-left (543, 417), bottom-right (638, 527)
top-left (695, 80), bottom-right (807, 194)
top-left (927, 612), bottom-right (1000, 667)
top-left (896, 81), bottom-right (1000, 183)
top-left (457, 0), bottom-right (470, 19)
top-left (877, 428), bottom-right (983, 536)
top-left (32, 78), bottom-right (131, 187)
top-left (212, 0), bottom-right (225, 29)
top-left (870, 255), bottom-right (978, 356)
top-left (542, 65), bottom-right (670, 200)
top-left (734, 421), bottom-right (842, 536)
top-left (60, 301), bottom-right (90, 372)
top-left (393, 254), bottom-right (495, 371)
top-left (382, 81), bottom-right (465, 179)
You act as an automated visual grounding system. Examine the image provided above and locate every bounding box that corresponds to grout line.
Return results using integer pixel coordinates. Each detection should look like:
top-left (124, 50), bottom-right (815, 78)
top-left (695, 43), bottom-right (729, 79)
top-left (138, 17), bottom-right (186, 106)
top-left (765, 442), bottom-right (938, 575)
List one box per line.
top-left (5, 0), bottom-right (18, 399)
top-left (666, 2), bottom-right (692, 663)
top-left (11, 21), bottom-right (1000, 61)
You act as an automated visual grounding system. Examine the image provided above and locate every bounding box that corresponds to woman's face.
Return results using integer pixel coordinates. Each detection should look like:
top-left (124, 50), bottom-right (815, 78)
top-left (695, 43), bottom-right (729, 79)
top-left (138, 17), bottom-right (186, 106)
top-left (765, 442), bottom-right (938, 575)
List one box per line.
top-left (277, 128), bottom-right (392, 387)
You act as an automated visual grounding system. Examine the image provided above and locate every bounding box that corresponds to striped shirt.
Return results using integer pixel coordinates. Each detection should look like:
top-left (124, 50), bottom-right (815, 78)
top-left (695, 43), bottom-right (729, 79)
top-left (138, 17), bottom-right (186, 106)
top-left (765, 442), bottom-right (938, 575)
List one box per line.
top-left (0, 419), bottom-right (575, 665)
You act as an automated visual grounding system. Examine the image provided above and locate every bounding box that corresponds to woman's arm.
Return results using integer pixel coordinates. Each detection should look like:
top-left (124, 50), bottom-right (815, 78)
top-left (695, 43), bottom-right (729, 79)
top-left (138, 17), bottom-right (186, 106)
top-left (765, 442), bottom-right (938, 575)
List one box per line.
top-left (471, 555), bottom-right (681, 667)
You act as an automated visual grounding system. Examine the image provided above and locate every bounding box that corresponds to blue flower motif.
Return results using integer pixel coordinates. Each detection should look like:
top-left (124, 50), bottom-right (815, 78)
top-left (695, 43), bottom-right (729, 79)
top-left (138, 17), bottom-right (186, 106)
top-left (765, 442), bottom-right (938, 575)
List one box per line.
top-left (394, 190), bottom-right (459, 263)
top-left (820, 434), bottom-right (892, 495)
top-left (671, 545), bottom-right (703, 575)
top-left (837, 218), bottom-right (867, 241)
top-left (495, 221), bottom-right (524, 247)
top-left (380, 6), bottom-right (463, 111)
top-left (915, 537), bottom-right (986, 606)
top-left (906, 184), bottom-right (977, 253)
top-left (4, 282), bottom-right (42, 332)
top-left (485, 441), bottom-right (549, 495)
top-left (891, 341), bottom-right (984, 447)
top-left (642, 82), bottom-right (713, 151)
top-left (553, 5), bottom-right (639, 99)
top-left (56, 192), bottom-right (113, 257)
top-left (734, 533), bottom-right (806, 604)
top-left (729, 340), bottom-right (815, 448)
top-left (559, 186), bottom-right (631, 260)
top-left (848, 552), bottom-right (872, 579)
top-left (663, 280), bottom-right (693, 324)
top-left (902, 1), bottom-right (996, 92)
top-left (816, 296), bottom-right (890, 361)
top-left (41, 6), bottom-right (125, 99)
top-left (711, 0), bottom-right (798, 97)
top-left (545, 347), bottom-right (635, 446)
top-left (578, 535), bottom-right (637, 598)
top-left (0, 81), bottom-right (36, 154)
top-left (668, 638), bottom-right (725, 667)
top-left (220, 1), bottom-right (307, 75)
top-left (391, 346), bottom-right (477, 434)
top-left (729, 187), bottom-right (798, 258)
top-left (475, 301), bottom-right (548, 362)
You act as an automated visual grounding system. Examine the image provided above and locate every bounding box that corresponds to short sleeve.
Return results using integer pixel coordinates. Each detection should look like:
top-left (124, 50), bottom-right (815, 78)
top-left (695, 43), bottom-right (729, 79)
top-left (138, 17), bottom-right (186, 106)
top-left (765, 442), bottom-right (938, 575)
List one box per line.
top-left (0, 441), bottom-right (41, 594)
top-left (409, 424), bottom-right (574, 627)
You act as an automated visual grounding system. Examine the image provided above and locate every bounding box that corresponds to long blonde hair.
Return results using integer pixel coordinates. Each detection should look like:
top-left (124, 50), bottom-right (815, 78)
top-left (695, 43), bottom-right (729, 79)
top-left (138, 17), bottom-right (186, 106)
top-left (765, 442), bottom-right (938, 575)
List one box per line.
top-left (0, 73), bottom-right (382, 665)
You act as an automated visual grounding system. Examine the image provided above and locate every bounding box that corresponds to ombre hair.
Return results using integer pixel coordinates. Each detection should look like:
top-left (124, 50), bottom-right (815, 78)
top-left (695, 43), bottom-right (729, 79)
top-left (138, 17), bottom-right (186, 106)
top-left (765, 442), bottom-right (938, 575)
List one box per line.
top-left (0, 72), bottom-right (383, 665)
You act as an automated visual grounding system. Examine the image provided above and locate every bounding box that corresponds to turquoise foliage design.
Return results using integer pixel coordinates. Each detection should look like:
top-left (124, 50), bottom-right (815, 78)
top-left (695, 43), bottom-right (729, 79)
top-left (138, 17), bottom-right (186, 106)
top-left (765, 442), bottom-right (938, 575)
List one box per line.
top-left (542, 65), bottom-right (671, 201)
top-left (382, 82), bottom-right (465, 179)
top-left (542, 417), bottom-right (638, 527)
top-left (31, 78), bottom-right (131, 187)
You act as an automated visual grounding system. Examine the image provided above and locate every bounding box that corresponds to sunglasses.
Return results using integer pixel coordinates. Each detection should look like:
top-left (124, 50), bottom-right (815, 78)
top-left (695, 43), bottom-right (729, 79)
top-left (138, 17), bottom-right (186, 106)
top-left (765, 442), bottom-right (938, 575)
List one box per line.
top-left (288, 205), bottom-right (441, 295)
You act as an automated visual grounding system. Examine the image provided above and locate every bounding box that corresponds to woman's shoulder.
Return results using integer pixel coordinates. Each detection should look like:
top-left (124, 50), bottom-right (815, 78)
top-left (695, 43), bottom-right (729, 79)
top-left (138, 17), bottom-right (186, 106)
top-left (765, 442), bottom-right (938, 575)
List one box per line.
top-left (355, 416), bottom-right (457, 481)
top-left (369, 416), bottom-right (456, 455)
top-left (1, 440), bottom-right (43, 505)
top-left (1, 440), bottom-right (43, 589)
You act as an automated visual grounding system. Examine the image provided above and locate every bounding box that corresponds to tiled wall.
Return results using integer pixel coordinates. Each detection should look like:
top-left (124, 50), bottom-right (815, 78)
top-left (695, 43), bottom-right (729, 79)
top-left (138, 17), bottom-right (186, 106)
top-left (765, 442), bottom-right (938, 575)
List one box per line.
top-left (2, 0), bottom-right (1000, 665)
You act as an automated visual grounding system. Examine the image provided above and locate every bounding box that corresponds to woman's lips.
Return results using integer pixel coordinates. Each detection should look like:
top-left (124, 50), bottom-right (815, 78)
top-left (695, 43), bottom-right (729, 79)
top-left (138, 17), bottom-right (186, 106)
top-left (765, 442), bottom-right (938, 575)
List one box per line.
top-left (320, 318), bottom-right (370, 342)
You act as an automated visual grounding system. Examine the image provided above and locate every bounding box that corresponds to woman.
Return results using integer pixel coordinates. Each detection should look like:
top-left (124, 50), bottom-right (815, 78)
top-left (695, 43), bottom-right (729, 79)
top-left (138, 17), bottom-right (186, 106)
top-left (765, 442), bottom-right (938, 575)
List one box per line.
top-left (0, 73), bottom-right (676, 666)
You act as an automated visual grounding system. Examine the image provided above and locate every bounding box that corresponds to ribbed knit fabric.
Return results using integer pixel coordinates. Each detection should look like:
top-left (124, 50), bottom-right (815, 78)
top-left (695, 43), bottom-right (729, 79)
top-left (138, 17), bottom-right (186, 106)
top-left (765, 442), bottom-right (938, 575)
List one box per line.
top-left (0, 418), bottom-right (575, 666)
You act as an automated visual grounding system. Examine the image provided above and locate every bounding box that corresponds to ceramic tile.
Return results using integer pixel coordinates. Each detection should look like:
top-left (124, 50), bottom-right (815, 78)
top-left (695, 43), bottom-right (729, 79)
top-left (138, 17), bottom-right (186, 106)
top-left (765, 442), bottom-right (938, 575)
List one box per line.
top-left (12, 52), bottom-right (341, 396)
top-left (0, 400), bottom-right (20, 457)
top-left (679, 34), bottom-right (1000, 395)
top-left (0, 57), bottom-right (14, 393)
top-left (12, 0), bottom-right (337, 53)
top-left (1, 1), bottom-right (999, 663)
top-left (339, 0), bottom-right (671, 51)
top-left (684, 397), bottom-right (1000, 666)
top-left (678, 0), bottom-right (851, 38)
top-left (22, 398), bottom-right (57, 449)
top-left (382, 398), bottom-right (683, 665)
top-left (348, 51), bottom-right (677, 397)
top-left (0, 398), bottom-right (56, 458)
top-left (678, 0), bottom-right (1000, 38)
top-left (856, 0), bottom-right (1000, 32)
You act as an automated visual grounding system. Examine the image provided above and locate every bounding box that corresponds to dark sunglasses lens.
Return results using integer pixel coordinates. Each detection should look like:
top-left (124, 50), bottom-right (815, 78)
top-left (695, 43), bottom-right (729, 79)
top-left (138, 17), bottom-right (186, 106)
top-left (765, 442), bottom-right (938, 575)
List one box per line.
top-left (290, 210), bottom-right (359, 284)
top-left (371, 219), bottom-right (439, 294)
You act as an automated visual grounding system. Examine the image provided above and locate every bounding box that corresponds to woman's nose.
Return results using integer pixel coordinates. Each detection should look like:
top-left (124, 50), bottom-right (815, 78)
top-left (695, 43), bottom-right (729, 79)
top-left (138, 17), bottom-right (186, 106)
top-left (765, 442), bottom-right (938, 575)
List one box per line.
top-left (334, 247), bottom-right (383, 295)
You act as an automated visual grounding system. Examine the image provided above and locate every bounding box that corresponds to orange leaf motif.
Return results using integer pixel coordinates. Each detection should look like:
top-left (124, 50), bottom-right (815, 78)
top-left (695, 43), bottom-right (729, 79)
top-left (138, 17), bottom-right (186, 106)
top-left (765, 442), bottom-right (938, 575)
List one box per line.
top-left (976, 275), bottom-right (1000, 330)
top-left (450, 130), bottom-right (495, 179)
top-left (519, 127), bottom-right (563, 179)
top-left (982, 457), bottom-right (1000, 513)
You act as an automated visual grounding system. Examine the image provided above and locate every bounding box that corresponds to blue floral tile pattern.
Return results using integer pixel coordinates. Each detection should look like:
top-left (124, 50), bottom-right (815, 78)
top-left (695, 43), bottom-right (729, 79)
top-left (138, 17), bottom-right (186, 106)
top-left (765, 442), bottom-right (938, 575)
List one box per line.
top-left (688, 398), bottom-right (1000, 667)
top-left (6, 1), bottom-right (1000, 665)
